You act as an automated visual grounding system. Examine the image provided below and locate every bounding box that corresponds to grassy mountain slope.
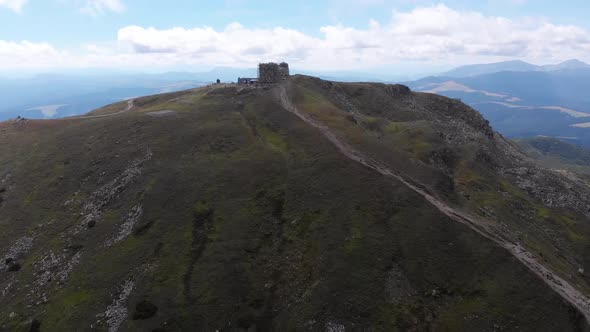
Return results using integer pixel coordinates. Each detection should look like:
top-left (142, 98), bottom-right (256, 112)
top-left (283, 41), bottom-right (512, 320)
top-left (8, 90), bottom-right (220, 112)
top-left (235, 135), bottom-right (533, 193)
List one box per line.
top-left (1, 77), bottom-right (589, 331)
top-left (285, 77), bottom-right (590, 301)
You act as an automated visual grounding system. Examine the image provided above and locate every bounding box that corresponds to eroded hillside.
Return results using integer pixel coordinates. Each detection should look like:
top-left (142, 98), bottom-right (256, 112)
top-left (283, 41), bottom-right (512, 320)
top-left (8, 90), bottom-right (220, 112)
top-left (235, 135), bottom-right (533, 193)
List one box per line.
top-left (1, 76), bottom-right (589, 331)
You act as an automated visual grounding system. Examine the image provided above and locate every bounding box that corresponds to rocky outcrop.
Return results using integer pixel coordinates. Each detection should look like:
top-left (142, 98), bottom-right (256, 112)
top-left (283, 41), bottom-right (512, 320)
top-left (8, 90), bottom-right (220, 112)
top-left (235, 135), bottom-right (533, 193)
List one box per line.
top-left (4, 236), bottom-right (33, 261)
top-left (29, 249), bottom-right (81, 306)
top-left (75, 146), bottom-right (152, 234)
top-left (104, 204), bottom-right (144, 247)
top-left (385, 84), bottom-right (411, 98)
top-left (1, 236), bottom-right (33, 280)
top-left (96, 279), bottom-right (135, 332)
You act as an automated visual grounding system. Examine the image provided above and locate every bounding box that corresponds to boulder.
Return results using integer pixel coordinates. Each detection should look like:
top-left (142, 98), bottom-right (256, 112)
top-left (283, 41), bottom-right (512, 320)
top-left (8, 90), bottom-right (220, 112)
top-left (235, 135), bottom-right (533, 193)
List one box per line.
top-left (29, 319), bottom-right (41, 332)
top-left (7, 261), bottom-right (21, 272)
top-left (133, 300), bottom-right (158, 320)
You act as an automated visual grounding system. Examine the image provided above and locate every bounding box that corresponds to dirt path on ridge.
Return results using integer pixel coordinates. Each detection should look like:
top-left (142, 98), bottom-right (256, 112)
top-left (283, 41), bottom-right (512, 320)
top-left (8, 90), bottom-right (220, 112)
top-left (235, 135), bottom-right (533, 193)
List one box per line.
top-left (275, 85), bottom-right (590, 323)
top-left (61, 99), bottom-right (136, 120)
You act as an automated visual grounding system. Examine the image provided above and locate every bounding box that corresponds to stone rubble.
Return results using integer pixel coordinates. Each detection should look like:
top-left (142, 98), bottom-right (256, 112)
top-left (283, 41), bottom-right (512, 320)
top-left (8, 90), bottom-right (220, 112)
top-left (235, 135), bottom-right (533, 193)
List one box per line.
top-left (326, 321), bottom-right (345, 332)
top-left (4, 236), bottom-right (34, 261)
top-left (96, 279), bottom-right (135, 332)
top-left (104, 204), bottom-right (144, 247)
top-left (73, 146), bottom-right (152, 234)
top-left (33, 251), bottom-right (82, 287)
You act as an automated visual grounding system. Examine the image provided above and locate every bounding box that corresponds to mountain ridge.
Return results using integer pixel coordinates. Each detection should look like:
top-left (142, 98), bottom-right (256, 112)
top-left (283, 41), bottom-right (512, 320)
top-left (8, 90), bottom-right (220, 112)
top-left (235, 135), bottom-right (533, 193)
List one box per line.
top-left (1, 76), bottom-right (590, 331)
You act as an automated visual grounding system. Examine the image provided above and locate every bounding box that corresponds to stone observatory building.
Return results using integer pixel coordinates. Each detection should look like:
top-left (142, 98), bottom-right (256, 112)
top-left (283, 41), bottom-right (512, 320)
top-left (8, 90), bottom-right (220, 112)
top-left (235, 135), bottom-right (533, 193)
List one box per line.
top-left (258, 62), bottom-right (290, 84)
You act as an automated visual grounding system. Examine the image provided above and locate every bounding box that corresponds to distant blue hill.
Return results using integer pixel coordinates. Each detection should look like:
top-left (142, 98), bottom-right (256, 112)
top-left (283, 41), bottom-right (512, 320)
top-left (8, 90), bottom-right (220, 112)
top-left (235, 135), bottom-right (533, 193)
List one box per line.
top-left (406, 66), bottom-right (590, 147)
top-left (443, 59), bottom-right (590, 78)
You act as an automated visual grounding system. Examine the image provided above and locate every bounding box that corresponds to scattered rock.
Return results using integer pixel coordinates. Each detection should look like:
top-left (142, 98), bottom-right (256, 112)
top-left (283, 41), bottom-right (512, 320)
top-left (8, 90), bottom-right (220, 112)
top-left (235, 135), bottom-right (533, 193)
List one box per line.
top-left (4, 236), bottom-right (34, 261)
top-left (76, 146), bottom-right (152, 234)
top-left (385, 265), bottom-right (414, 305)
top-left (105, 204), bottom-right (143, 247)
top-left (579, 268), bottom-right (585, 275)
top-left (97, 279), bottom-right (135, 332)
top-left (326, 321), bottom-right (345, 332)
top-left (33, 250), bottom-right (81, 291)
top-left (1, 274), bottom-right (17, 297)
top-left (7, 262), bottom-right (21, 272)
top-left (132, 300), bottom-right (158, 320)
top-left (8, 312), bottom-right (16, 319)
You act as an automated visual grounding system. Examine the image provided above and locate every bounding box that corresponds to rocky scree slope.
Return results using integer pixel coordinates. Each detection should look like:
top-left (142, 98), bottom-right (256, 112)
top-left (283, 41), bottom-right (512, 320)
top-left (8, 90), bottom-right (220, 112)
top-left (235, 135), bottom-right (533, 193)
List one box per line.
top-left (0, 76), bottom-right (589, 331)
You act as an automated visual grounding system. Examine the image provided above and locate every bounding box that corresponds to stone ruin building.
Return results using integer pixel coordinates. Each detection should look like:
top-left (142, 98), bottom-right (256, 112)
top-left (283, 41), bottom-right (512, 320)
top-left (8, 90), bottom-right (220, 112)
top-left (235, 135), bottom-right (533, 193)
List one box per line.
top-left (237, 62), bottom-right (290, 85)
top-left (258, 62), bottom-right (290, 84)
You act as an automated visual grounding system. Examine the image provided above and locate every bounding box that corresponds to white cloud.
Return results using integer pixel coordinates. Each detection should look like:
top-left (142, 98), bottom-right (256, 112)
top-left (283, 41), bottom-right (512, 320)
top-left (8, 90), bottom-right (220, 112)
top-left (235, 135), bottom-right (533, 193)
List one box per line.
top-left (1, 5), bottom-right (590, 71)
top-left (0, 0), bottom-right (27, 13)
top-left (80, 0), bottom-right (125, 16)
top-left (115, 5), bottom-right (590, 70)
top-left (0, 40), bottom-right (70, 68)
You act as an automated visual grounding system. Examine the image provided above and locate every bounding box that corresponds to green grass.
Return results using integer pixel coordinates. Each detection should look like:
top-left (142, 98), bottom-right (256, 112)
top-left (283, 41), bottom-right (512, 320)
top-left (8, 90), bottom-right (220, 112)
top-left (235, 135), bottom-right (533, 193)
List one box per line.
top-left (295, 85), bottom-right (369, 146)
top-left (259, 127), bottom-right (289, 153)
top-left (43, 290), bottom-right (94, 328)
top-left (193, 201), bottom-right (212, 217)
top-left (537, 207), bottom-right (551, 219)
top-left (283, 211), bottom-right (322, 241)
top-left (385, 121), bottom-right (406, 134)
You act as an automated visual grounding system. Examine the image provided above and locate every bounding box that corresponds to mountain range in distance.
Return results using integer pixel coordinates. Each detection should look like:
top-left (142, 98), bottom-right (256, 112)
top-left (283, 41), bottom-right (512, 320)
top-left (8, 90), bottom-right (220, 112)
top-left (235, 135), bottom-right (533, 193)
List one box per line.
top-left (405, 59), bottom-right (590, 147)
top-left (442, 59), bottom-right (590, 77)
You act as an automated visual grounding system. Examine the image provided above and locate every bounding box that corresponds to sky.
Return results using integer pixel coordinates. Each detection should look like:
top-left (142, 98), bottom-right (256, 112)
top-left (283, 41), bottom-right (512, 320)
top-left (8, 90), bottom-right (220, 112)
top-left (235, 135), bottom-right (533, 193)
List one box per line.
top-left (1, 0), bottom-right (590, 75)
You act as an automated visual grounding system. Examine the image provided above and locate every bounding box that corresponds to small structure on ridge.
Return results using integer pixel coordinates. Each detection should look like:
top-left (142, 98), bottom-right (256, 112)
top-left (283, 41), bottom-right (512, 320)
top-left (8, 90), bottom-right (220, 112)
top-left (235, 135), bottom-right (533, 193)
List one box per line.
top-left (237, 62), bottom-right (290, 84)
top-left (237, 77), bottom-right (258, 84)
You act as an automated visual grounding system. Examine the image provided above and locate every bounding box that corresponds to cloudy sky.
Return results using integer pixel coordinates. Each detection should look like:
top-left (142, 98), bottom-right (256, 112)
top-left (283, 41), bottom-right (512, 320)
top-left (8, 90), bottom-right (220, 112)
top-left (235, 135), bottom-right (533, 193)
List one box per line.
top-left (1, 0), bottom-right (590, 74)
